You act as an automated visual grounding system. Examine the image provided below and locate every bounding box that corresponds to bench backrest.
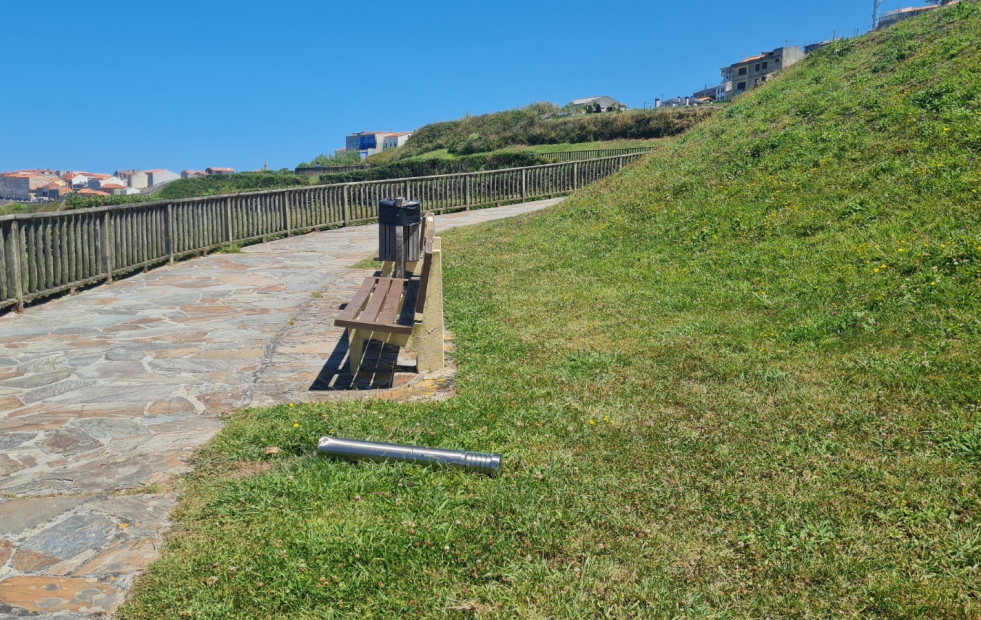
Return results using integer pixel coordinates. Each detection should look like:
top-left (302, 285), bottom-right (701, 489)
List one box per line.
top-left (415, 212), bottom-right (437, 315)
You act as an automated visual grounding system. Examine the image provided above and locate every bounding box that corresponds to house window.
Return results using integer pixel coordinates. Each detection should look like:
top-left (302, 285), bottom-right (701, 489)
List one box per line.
top-left (737, 81), bottom-right (746, 91)
top-left (755, 63), bottom-right (760, 71)
top-left (763, 61), bottom-right (768, 69)
top-left (738, 67), bottom-right (747, 75)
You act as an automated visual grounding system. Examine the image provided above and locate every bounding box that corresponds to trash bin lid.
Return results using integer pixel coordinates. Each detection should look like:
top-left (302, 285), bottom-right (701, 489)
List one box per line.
top-left (378, 199), bottom-right (421, 226)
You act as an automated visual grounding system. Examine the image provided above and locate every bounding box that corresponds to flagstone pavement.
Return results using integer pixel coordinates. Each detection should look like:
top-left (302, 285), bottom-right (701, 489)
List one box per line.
top-left (0, 199), bottom-right (560, 618)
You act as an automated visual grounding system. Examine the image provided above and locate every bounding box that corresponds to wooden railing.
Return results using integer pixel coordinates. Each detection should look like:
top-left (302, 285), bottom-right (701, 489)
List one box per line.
top-left (537, 147), bottom-right (655, 162)
top-left (0, 153), bottom-right (645, 311)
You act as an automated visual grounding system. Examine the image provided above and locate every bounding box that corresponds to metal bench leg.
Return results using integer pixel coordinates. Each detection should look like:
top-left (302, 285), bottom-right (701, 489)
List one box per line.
top-left (348, 329), bottom-right (364, 371)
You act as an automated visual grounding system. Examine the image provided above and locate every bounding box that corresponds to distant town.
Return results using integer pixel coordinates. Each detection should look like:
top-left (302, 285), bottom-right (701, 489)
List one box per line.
top-left (1, 1), bottom-right (937, 205)
top-left (0, 167), bottom-right (237, 204)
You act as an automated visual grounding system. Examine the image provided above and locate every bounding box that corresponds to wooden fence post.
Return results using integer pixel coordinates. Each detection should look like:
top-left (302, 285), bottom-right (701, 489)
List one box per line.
top-left (521, 169), bottom-right (527, 201)
top-left (342, 185), bottom-right (350, 225)
top-left (166, 203), bottom-right (175, 263)
top-left (102, 211), bottom-right (114, 282)
top-left (5, 221), bottom-right (24, 311)
top-left (463, 175), bottom-right (470, 208)
top-left (282, 191), bottom-right (292, 236)
top-left (404, 180), bottom-right (410, 200)
top-left (225, 196), bottom-right (233, 243)
top-left (573, 162), bottom-right (579, 191)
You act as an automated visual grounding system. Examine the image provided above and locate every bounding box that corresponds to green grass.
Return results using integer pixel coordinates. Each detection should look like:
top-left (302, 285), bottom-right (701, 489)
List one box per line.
top-left (0, 201), bottom-right (60, 216)
top-left (121, 4), bottom-right (980, 617)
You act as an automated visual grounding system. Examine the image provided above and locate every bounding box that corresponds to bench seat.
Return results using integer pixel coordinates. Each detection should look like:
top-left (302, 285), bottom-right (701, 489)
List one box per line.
top-left (335, 276), bottom-right (415, 336)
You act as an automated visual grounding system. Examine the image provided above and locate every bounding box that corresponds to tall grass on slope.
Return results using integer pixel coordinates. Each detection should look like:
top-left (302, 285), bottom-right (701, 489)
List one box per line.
top-left (121, 4), bottom-right (980, 618)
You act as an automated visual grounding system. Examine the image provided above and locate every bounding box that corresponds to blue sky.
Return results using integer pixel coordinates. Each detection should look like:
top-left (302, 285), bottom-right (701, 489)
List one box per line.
top-left (1, 0), bottom-right (933, 173)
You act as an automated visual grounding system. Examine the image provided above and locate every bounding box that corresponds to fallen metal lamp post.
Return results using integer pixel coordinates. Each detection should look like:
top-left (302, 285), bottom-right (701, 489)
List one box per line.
top-left (317, 436), bottom-right (502, 476)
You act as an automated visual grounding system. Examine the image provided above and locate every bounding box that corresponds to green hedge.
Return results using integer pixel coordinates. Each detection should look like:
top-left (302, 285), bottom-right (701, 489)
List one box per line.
top-left (404, 105), bottom-right (716, 157)
top-left (155, 172), bottom-right (310, 200)
top-left (317, 151), bottom-right (546, 184)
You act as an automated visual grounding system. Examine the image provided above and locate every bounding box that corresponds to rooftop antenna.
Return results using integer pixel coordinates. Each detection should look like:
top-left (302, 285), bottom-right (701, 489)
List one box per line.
top-left (873, 0), bottom-right (883, 29)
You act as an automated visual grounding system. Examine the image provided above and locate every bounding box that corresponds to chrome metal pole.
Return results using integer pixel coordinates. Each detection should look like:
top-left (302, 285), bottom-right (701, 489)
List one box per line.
top-left (317, 436), bottom-right (502, 476)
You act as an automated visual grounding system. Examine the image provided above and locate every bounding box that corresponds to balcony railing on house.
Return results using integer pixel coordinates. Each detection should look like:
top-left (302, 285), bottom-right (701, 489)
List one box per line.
top-left (0, 153), bottom-right (645, 311)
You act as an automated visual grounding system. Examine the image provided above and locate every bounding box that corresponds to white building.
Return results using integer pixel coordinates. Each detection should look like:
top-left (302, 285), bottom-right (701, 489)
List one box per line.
top-left (85, 174), bottom-right (112, 189)
top-left (0, 174), bottom-right (32, 201)
top-left (716, 82), bottom-right (733, 102)
top-left (382, 131), bottom-right (412, 150)
top-left (90, 176), bottom-right (127, 190)
top-left (116, 169), bottom-right (149, 190)
top-left (569, 96), bottom-right (626, 112)
top-left (206, 167), bottom-right (235, 176)
top-left (877, 5), bottom-right (937, 29)
top-left (345, 131), bottom-right (393, 159)
top-left (0, 170), bottom-right (59, 200)
top-left (725, 46), bottom-right (806, 98)
top-left (63, 173), bottom-right (89, 189)
top-left (144, 169), bottom-right (179, 186)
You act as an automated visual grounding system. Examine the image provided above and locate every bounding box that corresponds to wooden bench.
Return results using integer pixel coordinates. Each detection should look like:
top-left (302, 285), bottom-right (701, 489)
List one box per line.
top-left (335, 211), bottom-right (444, 373)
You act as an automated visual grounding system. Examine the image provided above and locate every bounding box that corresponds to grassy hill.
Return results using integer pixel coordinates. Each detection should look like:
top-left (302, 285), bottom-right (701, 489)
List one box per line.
top-left (372, 104), bottom-right (715, 163)
top-left (121, 3), bottom-right (980, 617)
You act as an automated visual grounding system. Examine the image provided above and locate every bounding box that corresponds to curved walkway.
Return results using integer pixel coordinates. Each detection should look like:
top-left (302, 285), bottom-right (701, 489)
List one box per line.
top-left (0, 199), bottom-right (560, 618)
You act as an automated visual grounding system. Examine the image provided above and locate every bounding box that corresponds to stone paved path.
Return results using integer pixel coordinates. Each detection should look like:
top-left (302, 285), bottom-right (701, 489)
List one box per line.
top-left (0, 199), bottom-right (560, 618)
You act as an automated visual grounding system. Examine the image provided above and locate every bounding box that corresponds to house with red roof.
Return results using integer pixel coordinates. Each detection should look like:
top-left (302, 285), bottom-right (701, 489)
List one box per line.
top-left (87, 175), bottom-right (127, 191)
top-left (39, 179), bottom-right (71, 200)
top-left (99, 182), bottom-right (129, 196)
top-left (718, 46), bottom-right (805, 101)
top-left (206, 167), bottom-right (235, 176)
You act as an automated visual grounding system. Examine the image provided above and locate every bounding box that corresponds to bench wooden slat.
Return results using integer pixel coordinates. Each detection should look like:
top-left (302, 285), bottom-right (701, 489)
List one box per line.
top-left (360, 277), bottom-right (394, 323)
top-left (376, 277), bottom-right (406, 326)
top-left (335, 277), bottom-right (411, 336)
top-left (336, 277), bottom-right (375, 322)
top-left (334, 317), bottom-right (414, 335)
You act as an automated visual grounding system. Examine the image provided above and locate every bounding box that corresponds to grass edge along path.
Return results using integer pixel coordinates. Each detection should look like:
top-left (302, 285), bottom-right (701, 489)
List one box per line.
top-left (121, 5), bottom-right (980, 618)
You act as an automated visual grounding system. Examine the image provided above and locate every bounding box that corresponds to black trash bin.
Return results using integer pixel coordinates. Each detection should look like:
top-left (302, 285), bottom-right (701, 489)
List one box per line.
top-left (378, 198), bottom-right (422, 262)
